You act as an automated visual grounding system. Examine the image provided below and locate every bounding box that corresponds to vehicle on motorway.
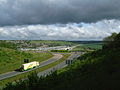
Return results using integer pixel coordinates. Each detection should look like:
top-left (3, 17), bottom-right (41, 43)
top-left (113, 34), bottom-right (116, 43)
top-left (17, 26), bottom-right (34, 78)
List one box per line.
top-left (20, 61), bottom-right (39, 71)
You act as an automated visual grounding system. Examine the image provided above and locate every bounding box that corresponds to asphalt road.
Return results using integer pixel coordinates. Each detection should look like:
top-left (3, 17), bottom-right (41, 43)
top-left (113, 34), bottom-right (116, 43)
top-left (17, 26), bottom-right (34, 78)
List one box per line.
top-left (21, 46), bottom-right (76, 51)
top-left (0, 54), bottom-right (63, 81)
top-left (0, 52), bottom-right (81, 81)
top-left (37, 60), bottom-right (67, 77)
top-left (37, 52), bottom-right (81, 77)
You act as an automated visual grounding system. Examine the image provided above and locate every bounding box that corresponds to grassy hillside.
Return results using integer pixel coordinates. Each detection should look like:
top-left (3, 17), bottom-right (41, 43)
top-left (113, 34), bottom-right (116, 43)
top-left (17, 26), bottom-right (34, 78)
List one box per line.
top-left (72, 43), bottom-right (102, 52)
top-left (0, 47), bottom-right (53, 74)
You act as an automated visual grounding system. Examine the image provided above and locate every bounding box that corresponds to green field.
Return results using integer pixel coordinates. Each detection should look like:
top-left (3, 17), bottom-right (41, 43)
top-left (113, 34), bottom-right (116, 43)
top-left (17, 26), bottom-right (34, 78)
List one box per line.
top-left (73, 43), bottom-right (102, 52)
top-left (80, 43), bottom-right (102, 49)
top-left (0, 47), bottom-right (53, 74)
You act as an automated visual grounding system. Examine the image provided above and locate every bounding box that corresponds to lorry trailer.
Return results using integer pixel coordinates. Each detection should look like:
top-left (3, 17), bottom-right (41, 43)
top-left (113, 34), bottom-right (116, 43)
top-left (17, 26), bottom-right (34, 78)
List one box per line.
top-left (20, 61), bottom-right (39, 71)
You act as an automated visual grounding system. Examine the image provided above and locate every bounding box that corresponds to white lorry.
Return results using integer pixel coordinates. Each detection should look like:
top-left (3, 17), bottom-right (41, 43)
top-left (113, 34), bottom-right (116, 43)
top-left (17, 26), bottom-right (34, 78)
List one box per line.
top-left (20, 61), bottom-right (39, 71)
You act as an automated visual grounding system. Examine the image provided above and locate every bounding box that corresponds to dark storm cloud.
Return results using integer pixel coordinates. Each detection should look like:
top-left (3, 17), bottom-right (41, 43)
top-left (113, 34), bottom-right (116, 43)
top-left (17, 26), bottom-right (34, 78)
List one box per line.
top-left (0, 0), bottom-right (120, 25)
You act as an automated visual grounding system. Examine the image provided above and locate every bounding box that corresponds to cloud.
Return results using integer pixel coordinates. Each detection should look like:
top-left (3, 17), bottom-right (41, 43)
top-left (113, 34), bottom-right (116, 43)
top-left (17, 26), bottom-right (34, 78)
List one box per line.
top-left (0, 19), bottom-right (120, 40)
top-left (0, 0), bottom-right (120, 25)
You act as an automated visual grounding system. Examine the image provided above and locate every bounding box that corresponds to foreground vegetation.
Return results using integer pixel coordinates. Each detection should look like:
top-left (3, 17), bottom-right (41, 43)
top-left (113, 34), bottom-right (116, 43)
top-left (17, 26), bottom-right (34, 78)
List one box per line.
top-left (2, 33), bottom-right (120, 90)
top-left (72, 43), bottom-right (102, 52)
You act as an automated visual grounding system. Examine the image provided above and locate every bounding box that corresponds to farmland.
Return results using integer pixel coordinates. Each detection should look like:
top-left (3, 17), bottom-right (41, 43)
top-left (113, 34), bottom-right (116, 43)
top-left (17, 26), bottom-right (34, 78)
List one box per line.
top-left (72, 43), bottom-right (102, 52)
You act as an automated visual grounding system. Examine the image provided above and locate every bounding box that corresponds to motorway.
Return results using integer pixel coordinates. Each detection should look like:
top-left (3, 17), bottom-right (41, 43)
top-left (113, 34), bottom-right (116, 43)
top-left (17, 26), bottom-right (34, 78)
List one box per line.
top-left (20, 46), bottom-right (76, 51)
top-left (37, 53), bottom-right (80, 77)
top-left (0, 52), bottom-right (81, 81)
top-left (0, 54), bottom-right (62, 80)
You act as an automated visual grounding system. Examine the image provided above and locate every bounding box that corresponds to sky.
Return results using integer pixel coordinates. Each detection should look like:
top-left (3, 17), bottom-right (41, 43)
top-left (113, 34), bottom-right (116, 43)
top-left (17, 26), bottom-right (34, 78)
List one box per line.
top-left (0, 0), bottom-right (120, 40)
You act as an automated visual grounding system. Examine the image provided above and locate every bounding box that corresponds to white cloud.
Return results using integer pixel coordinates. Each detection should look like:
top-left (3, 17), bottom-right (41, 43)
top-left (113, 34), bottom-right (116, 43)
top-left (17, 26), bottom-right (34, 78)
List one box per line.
top-left (0, 19), bottom-right (120, 40)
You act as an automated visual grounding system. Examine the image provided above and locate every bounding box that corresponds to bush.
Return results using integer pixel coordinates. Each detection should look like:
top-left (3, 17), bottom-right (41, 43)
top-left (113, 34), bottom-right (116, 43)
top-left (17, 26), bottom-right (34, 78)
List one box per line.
top-left (103, 33), bottom-right (120, 49)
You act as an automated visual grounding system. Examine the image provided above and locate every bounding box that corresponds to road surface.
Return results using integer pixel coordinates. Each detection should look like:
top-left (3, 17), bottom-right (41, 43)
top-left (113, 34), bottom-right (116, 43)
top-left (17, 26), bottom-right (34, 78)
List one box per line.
top-left (0, 52), bottom-right (81, 81)
top-left (37, 52), bottom-right (81, 77)
top-left (0, 54), bottom-right (63, 81)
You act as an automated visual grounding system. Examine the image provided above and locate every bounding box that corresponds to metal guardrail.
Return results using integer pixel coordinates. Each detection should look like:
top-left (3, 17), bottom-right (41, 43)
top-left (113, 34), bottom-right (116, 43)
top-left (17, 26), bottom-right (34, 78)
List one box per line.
top-left (66, 53), bottom-right (81, 65)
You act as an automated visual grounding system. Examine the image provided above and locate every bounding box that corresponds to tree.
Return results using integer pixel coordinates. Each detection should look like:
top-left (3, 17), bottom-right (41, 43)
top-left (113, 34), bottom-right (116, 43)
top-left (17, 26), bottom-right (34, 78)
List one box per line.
top-left (103, 33), bottom-right (120, 49)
